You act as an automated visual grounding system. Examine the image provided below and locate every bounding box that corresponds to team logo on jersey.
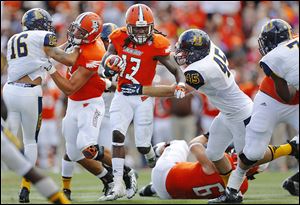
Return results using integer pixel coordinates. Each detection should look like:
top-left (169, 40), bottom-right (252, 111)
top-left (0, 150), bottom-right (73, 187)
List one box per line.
top-left (165, 45), bottom-right (171, 53)
top-left (123, 47), bottom-right (143, 56)
top-left (86, 60), bottom-right (101, 69)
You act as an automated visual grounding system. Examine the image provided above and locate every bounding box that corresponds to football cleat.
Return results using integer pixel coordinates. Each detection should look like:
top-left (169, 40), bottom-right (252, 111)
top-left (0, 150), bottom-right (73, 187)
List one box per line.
top-left (63, 188), bottom-right (71, 201)
top-left (101, 181), bottom-right (114, 197)
top-left (288, 136), bottom-right (299, 160)
top-left (208, 188), bottom-right (243, 204)
top-left (99, 182), bottom-right (126, 201)
top-left (19, 187), bottom-right (30, 203)
top-left (123, 169), bottom-right (138, 199)
top-left (145, 155), bottom-right (157, 168)
top-left (139, 183), bottom-right (156, 197)
top-left (282, 177), bottom-right (299, 196)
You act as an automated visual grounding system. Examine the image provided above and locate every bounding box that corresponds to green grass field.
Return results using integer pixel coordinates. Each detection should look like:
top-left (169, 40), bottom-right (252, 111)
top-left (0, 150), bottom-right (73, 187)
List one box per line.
top-left (1, 169), bottom-right (299, 204)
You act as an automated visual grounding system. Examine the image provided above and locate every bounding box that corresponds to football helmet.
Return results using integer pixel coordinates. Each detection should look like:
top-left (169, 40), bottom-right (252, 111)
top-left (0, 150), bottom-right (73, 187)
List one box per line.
top-left (125, 4), bottom-right (154, 44)
top-left (100, 23), bottom-right (118, 43)
top-left (68, 12), bottom-right (103, 45)
top-left (21, 8), bottom-right (54, 32)
top-left (258, 19), bottom-right (292, 56)
top-left (174, 29), bottom-right (211, 65)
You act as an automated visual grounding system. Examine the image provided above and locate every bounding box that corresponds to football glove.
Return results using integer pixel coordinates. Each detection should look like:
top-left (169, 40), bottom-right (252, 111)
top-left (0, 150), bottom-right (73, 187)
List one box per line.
top-left (174, 82), bottom-right (186, 99)
top-left (41, 58), bottom-right (56, 74)
top-left (121, 84), bottom-right (143, 96)
top-left (103, 55), bottom-right (125, 77)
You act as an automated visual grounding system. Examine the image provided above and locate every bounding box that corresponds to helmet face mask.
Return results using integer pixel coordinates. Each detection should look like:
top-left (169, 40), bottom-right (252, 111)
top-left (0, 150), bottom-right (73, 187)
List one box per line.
top-left (258, 19), bottom-right (292, 56)
top-left (21, 8), bottom-right (55, 32)
top-left (67, 23), bottom-right (89, 45)
top-left (67, 12), bottom-right (103, 45)
top-left (174, 29), bottom-right (211, 65)
top-left (125, 4), bottom-right (154, 45)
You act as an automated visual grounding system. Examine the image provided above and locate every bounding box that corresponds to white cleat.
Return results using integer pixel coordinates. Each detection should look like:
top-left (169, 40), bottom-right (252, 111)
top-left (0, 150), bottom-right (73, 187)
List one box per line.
top-left (124, 169), bottom-right (138, 199)
top-left (99, 182), bottom-right (126, 201)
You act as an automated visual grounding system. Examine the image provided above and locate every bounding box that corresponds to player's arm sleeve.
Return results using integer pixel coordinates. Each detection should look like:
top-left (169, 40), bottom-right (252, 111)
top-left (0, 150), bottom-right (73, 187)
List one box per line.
top-left (184, 70), bottom-right (205, 90)
top-left (259, 54), bottom-right (285, 78)
top-left (44, 32), bottom-right (57, 47)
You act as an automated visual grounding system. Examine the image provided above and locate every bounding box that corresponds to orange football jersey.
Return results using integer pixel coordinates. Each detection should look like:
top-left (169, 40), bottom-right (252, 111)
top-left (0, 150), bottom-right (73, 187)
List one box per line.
top-left (200, 94), bottom-right (219, 117)
top-left (42, 88), bottom-right (61, 120)
top-left (239, 82), bottom-right (259, 100)
top-left (109, 27), bottom-right (171, 92)
top-left (259, 76), bottom-right (299, 105)
top-left (165, 154), bottom-right (248, 199)
top-left (66, 39), bottom-right (106, 101)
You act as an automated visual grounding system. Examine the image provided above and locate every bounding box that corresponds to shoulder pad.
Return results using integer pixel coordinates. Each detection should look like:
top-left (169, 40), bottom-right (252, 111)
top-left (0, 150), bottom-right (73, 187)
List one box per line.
top-left (109, 27), bottom-right (127, 40)
top-left (153, 34), bottom-right (170, 49)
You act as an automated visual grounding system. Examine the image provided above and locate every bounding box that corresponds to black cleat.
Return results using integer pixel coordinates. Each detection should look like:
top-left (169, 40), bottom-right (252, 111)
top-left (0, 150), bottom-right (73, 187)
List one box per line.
top-left (102, 181), bottom-right (114, 197)
top-left (63, 188), bottom-right (71, 201)
top-left (19, 187), bottom-right (30, 203)
top-left (282, 178), bottom-right (299, 196)
top-left (123, 169), bottom-right (138, 199)
top-left (288, 136), bottom-right (299, 160)
top-left (139, 183), bottom-right (156, 197)
top-left (208, 188), bottom-right (243, 204)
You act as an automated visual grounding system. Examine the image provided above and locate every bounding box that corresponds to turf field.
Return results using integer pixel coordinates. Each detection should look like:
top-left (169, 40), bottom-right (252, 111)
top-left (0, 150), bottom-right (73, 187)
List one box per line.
top-left (1, 169), bottom-right (299, 204)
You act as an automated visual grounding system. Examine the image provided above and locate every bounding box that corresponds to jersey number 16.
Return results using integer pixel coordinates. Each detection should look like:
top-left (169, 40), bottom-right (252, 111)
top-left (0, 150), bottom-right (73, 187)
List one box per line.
top-left (10, 34), bottom-right (28, 59)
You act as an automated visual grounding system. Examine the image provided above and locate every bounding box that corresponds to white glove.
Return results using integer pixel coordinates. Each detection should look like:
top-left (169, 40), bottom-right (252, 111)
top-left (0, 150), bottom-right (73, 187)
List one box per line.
top-left (174, 82), bottom-right (186, 99)
top-left (41, 58), bottom-right (56, 75)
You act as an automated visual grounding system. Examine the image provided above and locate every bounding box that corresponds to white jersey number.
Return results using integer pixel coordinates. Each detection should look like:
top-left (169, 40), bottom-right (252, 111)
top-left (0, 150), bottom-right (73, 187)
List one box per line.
top-left (121, 54), bottom-right (141, 84)
top-left (10, 34), bottom-right (29, 59)
top-left (192, 183), bottom-right (225, 197)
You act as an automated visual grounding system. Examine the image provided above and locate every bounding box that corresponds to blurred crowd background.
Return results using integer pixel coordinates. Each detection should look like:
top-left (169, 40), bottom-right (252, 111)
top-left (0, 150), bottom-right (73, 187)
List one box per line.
top-left (1, 1), bottom-right (299, 172)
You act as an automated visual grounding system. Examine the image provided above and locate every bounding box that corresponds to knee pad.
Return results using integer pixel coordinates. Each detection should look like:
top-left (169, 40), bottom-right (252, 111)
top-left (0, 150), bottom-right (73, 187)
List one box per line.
top-left (82, 145), bottom-right (104, 161)
top-left (112, 130), bottom-right (125, 146)
top-left (239, 152), bottom-right (257, 166)
top-left (137, 146), bottom-right (151, 155)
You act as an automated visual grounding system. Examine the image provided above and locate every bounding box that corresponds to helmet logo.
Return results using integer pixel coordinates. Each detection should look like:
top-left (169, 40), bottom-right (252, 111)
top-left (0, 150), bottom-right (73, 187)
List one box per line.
top-left (35, 10), bottom-right (43, 19)
top-left (91, 20), bottom-right (99, 32)
top-left (193, 36), bottom-right (203, 46)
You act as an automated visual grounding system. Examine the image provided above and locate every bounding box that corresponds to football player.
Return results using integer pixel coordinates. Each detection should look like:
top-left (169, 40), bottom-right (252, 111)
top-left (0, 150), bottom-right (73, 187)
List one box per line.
top-left (139, 133), bottom-right (296, 199)
top-left (121, 28), bottom-right (253, 192)
top-left (209, 19), bottom-right (299, 203)
top-left (100, 4), bottom-right (186, 200)
top-left (1, 96), bottom-right (70, 204)
top-left (58, 22), bottom-right (137, 201)
top-left (3, 8), bottom-right (78, 203)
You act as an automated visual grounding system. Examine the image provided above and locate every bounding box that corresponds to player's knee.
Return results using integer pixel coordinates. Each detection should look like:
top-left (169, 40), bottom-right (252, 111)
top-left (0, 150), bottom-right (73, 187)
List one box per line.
top-left (112, 130), bottom-right (125, 143)
top-left (239, 152), bottom-right (258, 166)
top-left (137, 146), bottom-right (151, 155)
top-left (82, 145), bottom-right (104, 161)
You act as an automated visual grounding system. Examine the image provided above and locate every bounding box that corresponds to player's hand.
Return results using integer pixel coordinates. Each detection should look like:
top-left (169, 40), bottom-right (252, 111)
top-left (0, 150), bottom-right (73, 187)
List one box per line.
top-left (174, 82), bottom-right (186, 99)
top-left (40, 58), bottom-right (56, 75)
top-left (121, 84), bottom-right (143, 96)
top-left (105, 55), bottom-right (126, 73)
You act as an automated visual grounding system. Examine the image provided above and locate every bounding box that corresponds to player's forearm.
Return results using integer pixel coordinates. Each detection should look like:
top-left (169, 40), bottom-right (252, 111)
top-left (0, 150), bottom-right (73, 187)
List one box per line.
top-left (45, 47), bottom-right (78, 66)
top-left (50, 72), bottom-right (74, 96)
top-left (142, 85), bottom-right (175, 97)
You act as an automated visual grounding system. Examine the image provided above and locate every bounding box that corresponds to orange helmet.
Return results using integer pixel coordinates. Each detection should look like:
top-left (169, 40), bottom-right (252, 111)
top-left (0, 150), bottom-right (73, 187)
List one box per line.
top-left (125, 4), bottom-right (154, 44)
top-left (68, 12), bottom-right (103, 45)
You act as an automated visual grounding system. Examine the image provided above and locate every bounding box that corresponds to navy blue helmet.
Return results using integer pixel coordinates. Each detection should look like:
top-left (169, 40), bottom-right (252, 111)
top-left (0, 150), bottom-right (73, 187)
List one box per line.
top-left (21, 8), bottom-right (55, 32)
top-left (258, 19), bottom-right (292, 56)
top-left (174, 29), bottom-right (211, 65)
top-left (100, 23), bottom-right (118, 42)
